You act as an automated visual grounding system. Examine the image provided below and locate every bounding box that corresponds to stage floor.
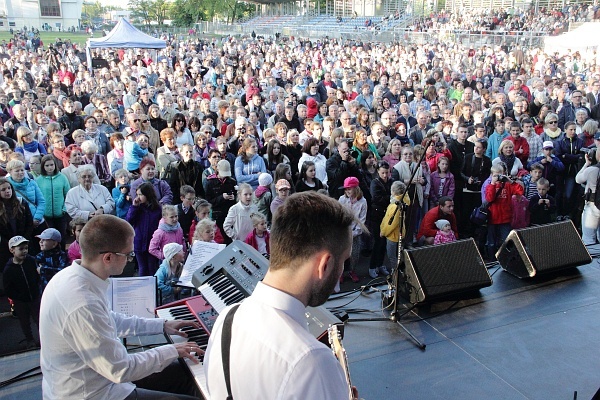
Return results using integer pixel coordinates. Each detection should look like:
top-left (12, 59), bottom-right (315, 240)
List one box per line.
top-left (2, 246), bottom-right (600, 400)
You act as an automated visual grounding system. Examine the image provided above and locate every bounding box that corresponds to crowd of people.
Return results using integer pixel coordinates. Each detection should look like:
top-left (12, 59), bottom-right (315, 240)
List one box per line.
top-left (3, 9), bottom-right (600, 352)
top-left (408, 4), bottom-right (599, 34)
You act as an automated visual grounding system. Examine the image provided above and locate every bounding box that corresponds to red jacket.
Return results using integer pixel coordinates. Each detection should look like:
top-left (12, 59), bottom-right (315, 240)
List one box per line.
top-left (417, 206), bottom-right (458, 240)
top-left (485, 181), bottom-right (524, 225)
top-left (506, 136), bottom-right (529, 165)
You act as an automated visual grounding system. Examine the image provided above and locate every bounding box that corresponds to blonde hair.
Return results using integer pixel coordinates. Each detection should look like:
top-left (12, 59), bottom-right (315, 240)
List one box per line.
top-left (162, 204), bottom-right (177, 217)
top-left (193, 218), bottom-right (216, 243)
top-left (6, 159), bottom-right (25, 172)
top-left (250, 212), bottom-right (267, 226)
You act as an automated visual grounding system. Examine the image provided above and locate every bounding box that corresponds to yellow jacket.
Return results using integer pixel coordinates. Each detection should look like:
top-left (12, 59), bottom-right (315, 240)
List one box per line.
top-left (380, 195), bottom-right (411, 242)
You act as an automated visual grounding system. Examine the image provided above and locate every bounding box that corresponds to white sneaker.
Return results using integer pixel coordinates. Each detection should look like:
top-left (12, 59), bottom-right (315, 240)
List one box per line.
top-left (368, 268), bottom-right (379, 279)
top-left (379, 266), bottom-right (391, 276)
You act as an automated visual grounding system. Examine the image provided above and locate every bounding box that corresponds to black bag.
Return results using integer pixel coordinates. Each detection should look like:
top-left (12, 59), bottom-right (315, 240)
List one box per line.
top-left (470, 205), bottom-right (489, 226)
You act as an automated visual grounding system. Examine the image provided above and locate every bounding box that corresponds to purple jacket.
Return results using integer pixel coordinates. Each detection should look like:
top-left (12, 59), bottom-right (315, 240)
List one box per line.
top-left (125, 204), bottom-right (162, 252)
top-left (130, 177), bottom-right (173, 205)
top-left (429, 171), bottom-right (455, 205)
top-left (149, 219), bottom-right (186, 260)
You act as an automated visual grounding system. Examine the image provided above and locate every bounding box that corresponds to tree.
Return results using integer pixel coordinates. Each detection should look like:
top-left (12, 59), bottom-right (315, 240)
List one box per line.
top-left (151, 0), bottom-right (171, 26)
top-left (82, 1), bottom-right (105, 27)
top-left (171, 0), bottom-right (207, 27)
top-left (129, 0), bottom-right (153, 26)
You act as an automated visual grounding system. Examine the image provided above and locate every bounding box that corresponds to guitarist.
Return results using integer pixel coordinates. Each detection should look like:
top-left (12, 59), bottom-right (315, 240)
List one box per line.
top-left (204, 192), bottom-right (358, 399)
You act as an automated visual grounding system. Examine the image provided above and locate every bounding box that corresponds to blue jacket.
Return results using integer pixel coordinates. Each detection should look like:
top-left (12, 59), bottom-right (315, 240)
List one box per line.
top-left (486, 132), bottom-right (509, 159)
top-left (112, 184), bottom-right (132, 219)
top-left (124, 139), bottom-right (148, 171)
top-left (36, 173), bottom-right (70, 219)
top-left (553, 136), bottom-right (584, 176)
top-left (155, 259), bottom-right (179, 304)
top-left (234, 154), bottom-right (267, 189)
top-left (8, 176), bottom-right (46, 222)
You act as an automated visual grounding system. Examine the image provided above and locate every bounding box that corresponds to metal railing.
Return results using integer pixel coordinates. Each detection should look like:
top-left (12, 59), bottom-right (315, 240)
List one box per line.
top-left (190, 19), bottom-right (547, 49)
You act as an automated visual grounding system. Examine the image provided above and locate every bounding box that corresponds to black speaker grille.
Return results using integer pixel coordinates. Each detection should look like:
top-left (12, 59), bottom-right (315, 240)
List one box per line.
top-left (515, 221), bottom-right (591, 272)
top-left (405, 238), bottom-right (492, 302)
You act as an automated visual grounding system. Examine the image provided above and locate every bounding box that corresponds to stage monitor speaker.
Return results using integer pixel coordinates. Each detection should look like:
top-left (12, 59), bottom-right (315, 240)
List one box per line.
top-left (496, 220), bottom-right (591, 279)
top-left (92, 58), bottom-right (109, 69)
top-left (403, 238), bottom-right (492, 304)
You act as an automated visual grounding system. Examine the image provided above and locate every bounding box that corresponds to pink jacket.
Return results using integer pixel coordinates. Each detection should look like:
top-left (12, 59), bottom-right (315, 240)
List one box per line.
top-left (149, 220), bottom-right (187, 260)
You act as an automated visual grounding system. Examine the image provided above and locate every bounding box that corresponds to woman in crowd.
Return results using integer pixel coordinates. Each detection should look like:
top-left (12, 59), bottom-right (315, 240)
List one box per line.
top-left (369, 160), bottom-right (393, 278)
top-left (540, 113), bottom-right (564, 146)
top-left (492, 140), bottom-right (524, 178)
top-left (0, 177), bottom-right (33, 271)
top-left (263, 139), bottom-right (289, 175)
top-left (35, 155), bottom-right (70, 243)
top-left (65, 165), bottom-right (115, 221)
top-left (49, 134), bottom-right (68, 170)
top-left (297, 137), bottom-right (328, 185)
top-left (126, 182), bottom-right (162, 276)
top-left (382, 138), bottom-right (403, 167)
top-left (234, 137), bottom-right (267, 190)
top-left (193, 132), bottom-right (211, 169)
top-left (83, 116), bottom-right (110, 155)
top-left (156, 128), bottom-right (182, 179)
top-left (106, 133), bottom-right (125, 177)
top-left (171, 143), bottom-right (204, 199)
top-left (80, 140), bottom-right (111, 186)
top-left (0, 141), bottom-right (11, 174)
top-left (130, 159), bottom-right (173, 206)
top-left (148, 104), bottom-right (168, 133)
top-left (352, 128), bottom-right (380, 163)
top-left (171, 113), bottom-right (194, 149)
top-left (15, 126), bottom-right (46, 165)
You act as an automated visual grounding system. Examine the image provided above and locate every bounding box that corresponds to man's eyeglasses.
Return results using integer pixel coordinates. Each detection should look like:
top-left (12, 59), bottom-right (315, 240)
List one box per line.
top-left (99, 251), bottom-right (135, 262)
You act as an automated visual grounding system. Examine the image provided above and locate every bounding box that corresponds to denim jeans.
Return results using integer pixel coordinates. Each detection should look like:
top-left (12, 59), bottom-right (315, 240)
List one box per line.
top-left (581, 201), bottom-right (600, 245)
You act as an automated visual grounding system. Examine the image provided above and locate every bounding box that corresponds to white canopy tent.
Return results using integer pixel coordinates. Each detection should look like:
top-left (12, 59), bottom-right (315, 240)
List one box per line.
top-left (544, 22), bottom-right (600, 55)
top-left (86, 18), bottom-right (167, 70)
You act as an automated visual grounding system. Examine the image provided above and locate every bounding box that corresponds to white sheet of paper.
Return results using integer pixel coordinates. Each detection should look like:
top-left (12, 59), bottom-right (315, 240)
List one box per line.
top-left (179, 241), bottom-right (226, 288)
top-left (108, 277), bottom-right (156, 318)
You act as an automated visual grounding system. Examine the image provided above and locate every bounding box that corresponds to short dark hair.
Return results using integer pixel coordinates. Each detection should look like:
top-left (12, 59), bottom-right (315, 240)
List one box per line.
top-left (270, 192), bottom-right (357, 271)
top-left (438, 196), bottom-right (453, 207)
top-left (80, 215), bottom-right (134, 260)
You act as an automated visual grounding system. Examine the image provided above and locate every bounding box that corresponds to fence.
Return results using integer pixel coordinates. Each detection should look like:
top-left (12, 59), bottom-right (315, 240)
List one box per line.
top-left (196, 20), bottom-right (547, 49)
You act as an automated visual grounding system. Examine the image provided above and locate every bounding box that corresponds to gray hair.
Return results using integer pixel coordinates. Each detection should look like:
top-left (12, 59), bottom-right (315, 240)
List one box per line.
top-left (80, 140), bottom-right (99, 154)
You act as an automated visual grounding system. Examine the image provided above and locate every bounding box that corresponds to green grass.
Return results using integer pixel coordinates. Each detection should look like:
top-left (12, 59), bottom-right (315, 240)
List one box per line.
top-left (0, 32), bottom-right (93, 47)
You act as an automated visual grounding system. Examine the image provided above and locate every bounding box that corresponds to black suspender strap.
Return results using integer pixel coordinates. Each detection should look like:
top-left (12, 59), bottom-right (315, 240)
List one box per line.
top-left (221, 304), bottom-right (240, 400)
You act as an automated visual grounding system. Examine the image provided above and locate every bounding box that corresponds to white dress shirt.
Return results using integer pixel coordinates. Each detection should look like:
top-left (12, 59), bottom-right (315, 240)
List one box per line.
top-left (205, 282), bottom-right (349, 400)
top-left (40, 261), bottom-right (178, 400)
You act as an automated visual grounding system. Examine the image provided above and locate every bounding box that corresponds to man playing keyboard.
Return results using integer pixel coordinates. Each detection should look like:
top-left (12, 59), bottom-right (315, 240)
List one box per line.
top-left (204, 192), bottom-right (358, 399)
top-left (40, 214), bottom-right (203, 400)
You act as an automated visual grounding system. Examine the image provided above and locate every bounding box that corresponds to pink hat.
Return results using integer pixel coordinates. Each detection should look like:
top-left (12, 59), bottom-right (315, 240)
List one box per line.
top-left (343, 177), bottom-right (360, 189)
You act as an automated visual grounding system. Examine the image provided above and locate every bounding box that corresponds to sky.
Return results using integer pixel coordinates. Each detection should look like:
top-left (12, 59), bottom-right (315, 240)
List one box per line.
top-left (96, 0), bottom-right (130, 9)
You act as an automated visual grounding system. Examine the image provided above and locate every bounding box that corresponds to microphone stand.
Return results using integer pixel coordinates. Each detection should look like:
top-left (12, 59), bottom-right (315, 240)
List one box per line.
top-left (345, 138), bottom-right (432, 350)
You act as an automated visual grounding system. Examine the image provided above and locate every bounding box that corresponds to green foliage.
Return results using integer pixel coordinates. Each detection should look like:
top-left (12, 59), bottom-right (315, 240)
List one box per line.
top-left (81, 1), bottom-right (105, 26)
top-left (168, 0), bottom-right (254, 26)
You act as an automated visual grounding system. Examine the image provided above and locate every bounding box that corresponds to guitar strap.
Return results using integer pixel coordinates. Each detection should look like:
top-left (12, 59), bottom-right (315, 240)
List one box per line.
top-left (221, 304), bottom-right (240, 400)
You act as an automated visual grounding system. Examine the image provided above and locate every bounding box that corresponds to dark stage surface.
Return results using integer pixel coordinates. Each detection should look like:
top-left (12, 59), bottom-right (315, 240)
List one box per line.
top-left (2, 246), bottom-right (600, 399)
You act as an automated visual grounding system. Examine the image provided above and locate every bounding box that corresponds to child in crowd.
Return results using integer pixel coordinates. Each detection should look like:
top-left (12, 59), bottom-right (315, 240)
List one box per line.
top-left (244, 212), bottom-right (270, 258)
top-left (3, 236), bottom-right (40, 349)
top-left (149, 204), bottom-right (186, 262)
top-left (434, 219), bottom-right (457, 244)
top-left (295, 160), bottom-right (325, 193)
top-left (429, 156), bottom-right (455, 209)
top-left (523, 163), bottom-right (544, 200)
top-left (253, 172), bottom-right (273, 224)
top-left (223, 183), bottom-right (257, 242)
top-left (511, 181), bottom-right (530, 229)
top-left (188, 199), bottom-right (224, 245)
top-left (529, 178), bottom-right (556, 225)
top-left (127, 182), bottom-right (163, 275)
top-left (112, 169), bottom-right (132, 219)
top-left (178, 185), bottom-right (196, 242)
top-left (270, 179), bottom-right (291, 216)
top-left (338, 176), bottom-right (367, 282)
top-left (155, 243), bottom-right (185, 305)
top-left (35, 228), bottom-right (68, 291)
top-left (123, 130), bottom-right (148, 173)
top-left (192, 218), bottom-right (218, 244)
top-left (67, 217), bottom-right (86, 262)
top-left (380, 181), bottom-right (410, 275)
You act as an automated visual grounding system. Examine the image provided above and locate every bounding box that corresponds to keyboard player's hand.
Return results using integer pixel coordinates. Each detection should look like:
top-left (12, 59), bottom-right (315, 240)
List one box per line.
top-left (164, 319), bottom-right (201, 338)
top-left (174, 342), bottom-right (204, 364)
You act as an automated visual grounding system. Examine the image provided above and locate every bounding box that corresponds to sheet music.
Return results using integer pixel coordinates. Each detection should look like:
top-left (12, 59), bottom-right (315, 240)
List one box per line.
top-left (108, 277), bottom-right (156, 318)
top-left (179, 241), bottom-right (226, 288)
